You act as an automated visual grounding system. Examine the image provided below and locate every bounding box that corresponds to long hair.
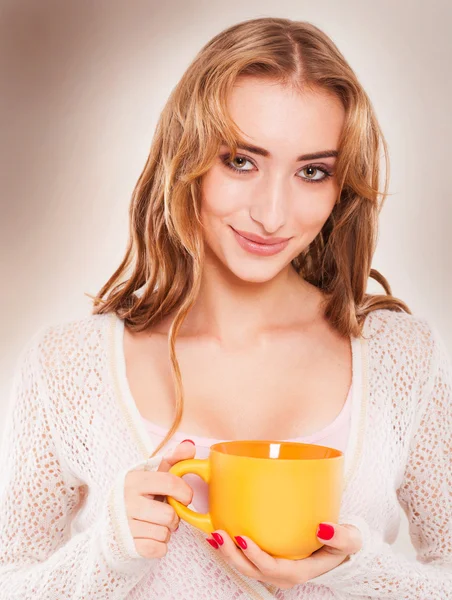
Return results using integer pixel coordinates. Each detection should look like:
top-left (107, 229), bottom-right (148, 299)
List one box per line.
top-left (88, 17), bottom-right (410, 457)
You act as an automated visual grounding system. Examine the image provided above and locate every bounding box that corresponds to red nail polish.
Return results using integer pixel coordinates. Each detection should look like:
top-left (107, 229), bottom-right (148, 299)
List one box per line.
top-left (206, 537), bottom-right (219, 549)
top-left (317, 523), bottom-right (335, 540)
top-left (235, 536), bottom-right (247, 549)
top-left (181, 439), bottom-right (196, 445)
top-left (212, 532), bottom-right (224, 546)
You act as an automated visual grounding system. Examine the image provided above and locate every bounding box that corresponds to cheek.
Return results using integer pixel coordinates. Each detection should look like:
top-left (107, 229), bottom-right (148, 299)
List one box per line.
top-left (293, 195), bottom-right (335, 232)
top-left (201, 168), bottom-right (248, 220)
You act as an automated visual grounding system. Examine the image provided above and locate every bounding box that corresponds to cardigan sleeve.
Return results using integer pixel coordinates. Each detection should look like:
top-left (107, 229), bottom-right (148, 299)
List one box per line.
top-left (0, 328), bottom-right (162, 599)
top-left (307, 320), bottom-right (452, 597)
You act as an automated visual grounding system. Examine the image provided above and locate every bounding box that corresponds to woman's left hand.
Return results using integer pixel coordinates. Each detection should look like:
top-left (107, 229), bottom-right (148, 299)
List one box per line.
top-left (206, 522), bottom-right (363, 591)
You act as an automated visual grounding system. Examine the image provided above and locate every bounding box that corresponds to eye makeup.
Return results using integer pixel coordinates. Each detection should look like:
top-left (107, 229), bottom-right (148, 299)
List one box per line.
top-left (219, 153), bottom-right (334, 185)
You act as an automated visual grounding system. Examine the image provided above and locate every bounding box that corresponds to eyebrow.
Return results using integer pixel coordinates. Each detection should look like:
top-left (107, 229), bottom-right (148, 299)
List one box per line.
top-left (222, 142), bottom-right (338, 162)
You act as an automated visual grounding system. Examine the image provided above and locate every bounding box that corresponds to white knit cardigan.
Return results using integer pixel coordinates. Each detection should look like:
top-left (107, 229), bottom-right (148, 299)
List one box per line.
top-left (0, 308), bottom-right (451, 599)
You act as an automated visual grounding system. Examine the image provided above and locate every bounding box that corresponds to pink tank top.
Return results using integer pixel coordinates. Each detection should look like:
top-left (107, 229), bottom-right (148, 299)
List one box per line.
top-left (142, 385), bottom-right (352, 514)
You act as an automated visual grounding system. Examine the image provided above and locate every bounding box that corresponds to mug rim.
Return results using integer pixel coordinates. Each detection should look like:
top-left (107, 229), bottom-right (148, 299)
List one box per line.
top-left (209, 439), bottom-right (344, 460)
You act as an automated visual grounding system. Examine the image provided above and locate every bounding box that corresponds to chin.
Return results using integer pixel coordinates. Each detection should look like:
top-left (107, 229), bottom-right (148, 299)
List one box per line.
top-left (233, 270), bottom-right (281, 284)
top-left (204, 235), bottom-right (296, 283)
top-left (222, 255), bottom-right (290, 284)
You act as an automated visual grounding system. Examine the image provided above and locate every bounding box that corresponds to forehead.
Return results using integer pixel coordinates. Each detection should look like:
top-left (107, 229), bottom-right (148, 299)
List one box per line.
top-left (225, 78), bottom-right (345, 156)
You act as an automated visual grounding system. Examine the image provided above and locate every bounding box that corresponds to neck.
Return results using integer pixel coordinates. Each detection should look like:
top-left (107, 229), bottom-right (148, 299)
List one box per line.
top-left (175, 252), bottom-right (323, 347)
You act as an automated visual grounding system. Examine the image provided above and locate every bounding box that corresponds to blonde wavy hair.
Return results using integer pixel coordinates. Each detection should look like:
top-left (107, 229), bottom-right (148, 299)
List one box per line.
top-left (88, 17), bottom-right (410, 457)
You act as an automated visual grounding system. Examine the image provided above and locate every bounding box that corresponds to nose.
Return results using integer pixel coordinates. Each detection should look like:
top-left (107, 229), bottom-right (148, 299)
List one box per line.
top-left (249, 176), bottom-right (288, 233)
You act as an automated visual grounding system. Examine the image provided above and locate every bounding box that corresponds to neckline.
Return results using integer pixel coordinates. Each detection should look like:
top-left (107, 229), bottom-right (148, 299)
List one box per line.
top-left (141, 382), bottom-right (353, 446)
top-left (107, 311), bottom-right (367, 489)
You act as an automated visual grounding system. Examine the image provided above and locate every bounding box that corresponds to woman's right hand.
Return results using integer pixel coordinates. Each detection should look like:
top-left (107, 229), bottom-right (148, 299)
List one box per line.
top-left (124, 440), bottom-right (196, 559)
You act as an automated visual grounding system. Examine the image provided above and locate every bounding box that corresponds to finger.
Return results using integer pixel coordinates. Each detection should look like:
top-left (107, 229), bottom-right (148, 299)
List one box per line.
top-left (157, 440), bottom-right (196, 473)
top-left (316, 522), bottom-right (362, 555)
top-left (129, 518), bottom-right (171, 542)
top-left (130, 495), bottom-right (180, 530)
top-left (301, 545), bottom-right (351, 580)
top-left (208, 530), bottom-right (263, 580)
top-left (134, 537), bottom-right (167, 559)
top-left (231, 534), bottom-right (279, 573)
top-left (230, 533), bottom-right (300, 587)
top-left (154, 442), bottom-right (196, 504)
top-left (136, 471), bottom-right (193, 505)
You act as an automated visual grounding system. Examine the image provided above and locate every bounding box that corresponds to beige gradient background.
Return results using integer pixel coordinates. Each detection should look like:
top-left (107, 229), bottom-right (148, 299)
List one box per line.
top-left (1, 0), bottom-right (451, 559)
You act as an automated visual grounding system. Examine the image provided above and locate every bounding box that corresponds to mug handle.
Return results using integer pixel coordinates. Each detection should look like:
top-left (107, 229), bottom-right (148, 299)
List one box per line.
top-left (167, 459), bottom-right (214, 534)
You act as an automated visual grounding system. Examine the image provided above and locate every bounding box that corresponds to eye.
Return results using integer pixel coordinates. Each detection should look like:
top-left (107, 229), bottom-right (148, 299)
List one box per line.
top-left (220, 153), bottom-right (333, 184)
top-left (221, 154), bottom-right (254, 174)
top-left (299, 166), bottom-right (332, 183)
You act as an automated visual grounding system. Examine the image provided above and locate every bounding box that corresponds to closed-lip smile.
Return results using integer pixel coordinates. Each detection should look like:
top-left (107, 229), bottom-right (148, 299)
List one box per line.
top-left (231, 228), bottom-right (291, 245)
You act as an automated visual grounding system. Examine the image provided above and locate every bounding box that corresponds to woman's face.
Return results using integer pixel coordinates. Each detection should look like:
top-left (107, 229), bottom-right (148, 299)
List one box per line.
top-left (200, 77), bottom-right (346, 283)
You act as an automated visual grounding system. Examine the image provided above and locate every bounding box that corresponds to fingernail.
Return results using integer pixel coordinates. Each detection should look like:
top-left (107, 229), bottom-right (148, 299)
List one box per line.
top-left (235, 536), bottom-right (247, 549)
top-left (206, 537), bottom-right (219, 549)
top-left (317, 523), bottom-right (335, 540)
top-left (181, 439), bottom-right (196, 445)
top-left (212, 532), bottom-right (224, 546)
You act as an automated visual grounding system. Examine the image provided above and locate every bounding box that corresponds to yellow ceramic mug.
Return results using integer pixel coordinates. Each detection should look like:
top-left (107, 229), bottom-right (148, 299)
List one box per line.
top-left (167, 440), bottom-right (344, 559)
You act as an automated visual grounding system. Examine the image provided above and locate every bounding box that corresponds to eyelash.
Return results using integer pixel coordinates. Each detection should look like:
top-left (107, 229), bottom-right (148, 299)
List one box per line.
top-left (220, 153), bottom-right (333, 184)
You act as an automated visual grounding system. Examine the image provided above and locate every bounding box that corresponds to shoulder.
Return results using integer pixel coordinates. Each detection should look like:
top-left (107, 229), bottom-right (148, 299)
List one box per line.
top-left (22, 312), bottom-right (114, 374)
top-left (363, 308), bottom-right (437, 349)
top-left (362, 308), bottom-right (450, 387)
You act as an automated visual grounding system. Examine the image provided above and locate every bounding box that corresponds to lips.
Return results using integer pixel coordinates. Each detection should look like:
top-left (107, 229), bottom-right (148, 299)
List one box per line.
top-left (231, 228), bottom-right (291, 245)
top-left (230, 227), bottom-right (290, 257)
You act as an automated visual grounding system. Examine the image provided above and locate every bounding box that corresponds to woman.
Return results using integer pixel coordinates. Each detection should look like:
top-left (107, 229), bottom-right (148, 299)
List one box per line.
top-left (1, 16), bottom-right (451, 599)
